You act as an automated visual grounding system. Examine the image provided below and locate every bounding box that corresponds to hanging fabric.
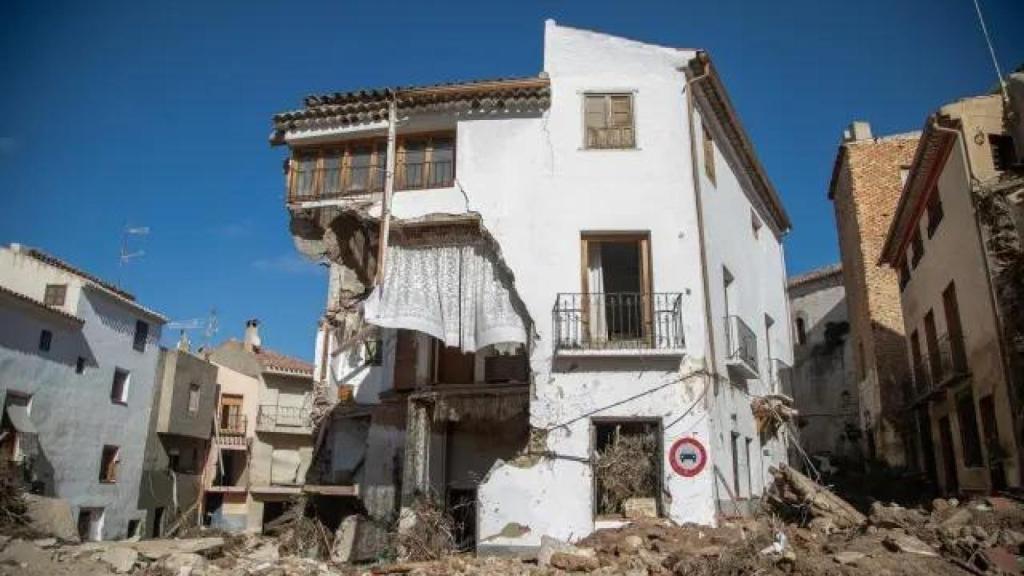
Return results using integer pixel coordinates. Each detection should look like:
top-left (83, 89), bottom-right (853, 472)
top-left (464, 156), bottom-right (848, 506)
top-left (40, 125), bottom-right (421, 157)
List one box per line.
top-left (363, 242), bottom-right (526, 353)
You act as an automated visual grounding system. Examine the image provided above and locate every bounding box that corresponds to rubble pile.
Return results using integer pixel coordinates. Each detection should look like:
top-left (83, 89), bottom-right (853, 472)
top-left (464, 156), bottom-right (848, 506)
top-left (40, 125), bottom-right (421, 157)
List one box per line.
top-left (3, 469), bottom-right (1024, 575)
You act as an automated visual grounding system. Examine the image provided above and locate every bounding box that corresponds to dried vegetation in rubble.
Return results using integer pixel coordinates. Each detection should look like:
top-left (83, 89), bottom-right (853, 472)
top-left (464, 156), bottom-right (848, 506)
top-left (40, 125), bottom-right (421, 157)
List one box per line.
top-left (594, 425), bottom-right (658, 516)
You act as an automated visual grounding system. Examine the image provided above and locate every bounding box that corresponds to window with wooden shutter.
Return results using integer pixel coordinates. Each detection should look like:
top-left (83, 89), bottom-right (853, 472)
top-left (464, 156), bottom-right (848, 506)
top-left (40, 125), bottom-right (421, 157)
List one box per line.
top-left (703, 122), bottom-right (716, 185)
top-left (44, 284), bottom-right (67, 307)
top-left (584, 94), bottom-right (635, 149)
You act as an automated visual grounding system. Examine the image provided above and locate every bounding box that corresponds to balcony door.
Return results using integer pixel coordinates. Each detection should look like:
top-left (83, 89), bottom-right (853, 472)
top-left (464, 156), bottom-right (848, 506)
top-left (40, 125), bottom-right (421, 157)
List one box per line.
top-left (581, 234), bottom-right (651, 346)
top-left (219, 394), bottom-right (243, 434)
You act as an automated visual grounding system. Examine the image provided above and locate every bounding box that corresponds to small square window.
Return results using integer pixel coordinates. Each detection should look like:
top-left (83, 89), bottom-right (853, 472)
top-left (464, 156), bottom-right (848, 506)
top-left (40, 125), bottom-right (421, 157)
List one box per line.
top-left (187, 384), bottom-right (201, 414)
top-left (111, 369), bottom-right (130, 404)
top-left (99, 445), bottom-right (120, 483)
top-left (76, 357), bottom-right (86, 374)
top-left (133, 321), bottom-right (149, 352)
top-left (584, 93), bottom-right (635, 149)
top-left (364, 340), bottom-right (383, 366)
top-left (38, 330), bottom-right (52, 352)
top-left (44, 284), bottom-right (67, 307)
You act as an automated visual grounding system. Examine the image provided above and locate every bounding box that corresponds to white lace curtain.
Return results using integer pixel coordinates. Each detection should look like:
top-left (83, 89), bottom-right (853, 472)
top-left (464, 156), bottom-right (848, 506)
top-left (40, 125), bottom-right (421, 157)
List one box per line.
top-left (363, 243), bottom-right (526, 353)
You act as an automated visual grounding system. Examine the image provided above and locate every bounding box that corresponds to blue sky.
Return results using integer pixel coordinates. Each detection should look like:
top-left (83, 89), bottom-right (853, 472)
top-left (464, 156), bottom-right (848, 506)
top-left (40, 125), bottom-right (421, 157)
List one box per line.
top-left (1, 1), bottom-right (1021, 360)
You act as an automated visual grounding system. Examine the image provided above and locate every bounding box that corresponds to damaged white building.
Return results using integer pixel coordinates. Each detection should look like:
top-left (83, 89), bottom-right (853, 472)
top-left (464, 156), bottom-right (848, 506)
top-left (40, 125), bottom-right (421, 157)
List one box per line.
top-left (271, 21), bottom-right (795, 556)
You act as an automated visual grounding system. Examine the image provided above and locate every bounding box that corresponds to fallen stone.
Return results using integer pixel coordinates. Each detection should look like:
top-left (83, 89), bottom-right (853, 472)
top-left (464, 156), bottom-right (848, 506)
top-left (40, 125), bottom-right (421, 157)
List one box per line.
top-left (622, 497), bottom-right (658, 520)
top-left (331, 514), bottom-right (358, 564)
top-left (550, 549), bottom-right (600, 572)
top-left (617, 534), bottom-right (644, 554)
top-left (983, 546), bottom-right (1022, 575)
top-left (0, 539), bottom-right (49, 567)
top-left (23, 494), bottom-right (79, 542)
top-left (100, 546), bottom-right (138, 573)
top-left (987, 496), bottom-right (1018, 512)
top-left (869, 502), bottom-right (908, 528)
top-left (931, 498), bottom-right (952, 513)
top-left (537, 535), bottom-right (575, 567)
top-left (131, 536), bottom-right (224, 560)
top-left (250, 542), bottom-right (280, 564)
top-left (32, 537), bottom-right (57, 548)
top-left (939, 508), bottom-right (973, 530)
top-left (834, 551), bottom-right (865, 565)
top-left (883, 534), bottom-right (938, 557)
top-left (157, 551), bottom-right (207, 574)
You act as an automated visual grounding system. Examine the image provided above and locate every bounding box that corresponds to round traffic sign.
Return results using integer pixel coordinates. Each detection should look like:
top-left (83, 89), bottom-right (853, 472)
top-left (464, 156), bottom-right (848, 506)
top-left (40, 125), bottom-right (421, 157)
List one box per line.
top-left (668, 436), bottom-right (707, 477)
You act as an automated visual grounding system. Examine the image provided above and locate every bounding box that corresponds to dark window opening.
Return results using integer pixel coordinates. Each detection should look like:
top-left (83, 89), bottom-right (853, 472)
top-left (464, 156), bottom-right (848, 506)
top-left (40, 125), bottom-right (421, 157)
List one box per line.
top-left (926, 187), bottom-right (944, 237)
top-left (99, 445), bottom-right (120, 483)
top-left (38, 330), bottom-right (52, 352)
top-left (76, 357), bottom-right (86, 374)
top-left (133, 320), bottom-right (149, 352)
top-left (43, 284), bottom-right (67, 307)
top-left (795, 317), bottom-right (807, 346)
top-left (910, 227), bottom-right (925, 268)
top-left (956, 390), bottom-right (984, 468)
top-left (990, 134), bottom-right (1016, 171)
top-left (898, 257), bottom-right (911, 291)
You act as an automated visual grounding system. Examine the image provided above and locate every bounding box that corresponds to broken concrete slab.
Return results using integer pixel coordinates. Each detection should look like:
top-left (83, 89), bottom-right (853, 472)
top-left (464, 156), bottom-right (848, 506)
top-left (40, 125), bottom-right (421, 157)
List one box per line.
top-left (882, 534), bottom-right (937, 557)
top-left (834, 551), bottom-right (866, 565)
top-left (99, 546), bottom-right (138, 574)
top-left (537, 535), bottom-right (575, 567)
top-left (549, 549), bottom-right (600, 572)
top-left (156, 551), bottom-right (207, 574)
top-left (130, 536), bottom-right (224, 560)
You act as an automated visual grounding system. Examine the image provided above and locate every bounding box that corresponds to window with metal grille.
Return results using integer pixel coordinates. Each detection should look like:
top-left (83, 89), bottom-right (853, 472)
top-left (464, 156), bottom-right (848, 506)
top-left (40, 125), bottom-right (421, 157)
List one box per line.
top-left (44, 284), bottom-right (67, 307)
top-left (584, 94), bottom-right (635, 149)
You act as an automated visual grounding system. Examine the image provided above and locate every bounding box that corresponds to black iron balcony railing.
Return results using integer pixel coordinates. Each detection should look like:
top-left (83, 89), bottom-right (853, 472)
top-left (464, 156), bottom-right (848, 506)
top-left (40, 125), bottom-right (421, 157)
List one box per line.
top-left (256, 405), bottom-right (311, 432)
top-left (552, 292), bottom-right (684, 352)
top-left (218, 414), bottom-right (247, 436)
top-left (725, 316), bottom-right (758, 374)
top-left (768, 358), bottom-right (792, 395)
top-left (934, 333), bottom-right (969, 385)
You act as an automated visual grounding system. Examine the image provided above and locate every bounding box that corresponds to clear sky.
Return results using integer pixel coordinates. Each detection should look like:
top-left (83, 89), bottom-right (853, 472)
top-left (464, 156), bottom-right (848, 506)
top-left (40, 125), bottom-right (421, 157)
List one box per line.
top-left (1, 1), bottom-right (1021, 360)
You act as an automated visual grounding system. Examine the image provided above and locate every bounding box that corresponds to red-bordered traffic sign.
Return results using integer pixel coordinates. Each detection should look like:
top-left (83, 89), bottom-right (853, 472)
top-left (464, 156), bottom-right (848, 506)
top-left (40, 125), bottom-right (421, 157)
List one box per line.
top-left (669, 437), bottom-right (707, 477)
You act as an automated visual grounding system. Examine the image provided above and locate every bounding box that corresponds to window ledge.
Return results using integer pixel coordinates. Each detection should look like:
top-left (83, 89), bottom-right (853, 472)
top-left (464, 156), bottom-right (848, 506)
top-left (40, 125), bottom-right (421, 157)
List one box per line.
top-left (111, 400), bottom-right (128, 406)
top-left (555, 348), bottom-right (684, 358)
top-left (577, 147), bottom-right (643, 152)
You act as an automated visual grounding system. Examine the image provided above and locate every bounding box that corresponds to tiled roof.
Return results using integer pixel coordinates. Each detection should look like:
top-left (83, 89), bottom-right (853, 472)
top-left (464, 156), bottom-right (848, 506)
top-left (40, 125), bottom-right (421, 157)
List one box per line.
top-left (14, 244), bottom-right (167, 322)
top-left (271, 76), bottom-right (551, 144)
top-left (788, 264), bottom-right (842, 288)
top-left (255, 347), bottom-right (315, 376)
top-left (0, 284), bottom-right (84, 325)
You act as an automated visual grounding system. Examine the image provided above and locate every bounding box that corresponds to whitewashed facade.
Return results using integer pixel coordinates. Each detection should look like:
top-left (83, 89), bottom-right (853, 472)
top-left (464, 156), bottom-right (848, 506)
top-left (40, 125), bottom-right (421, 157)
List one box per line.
top-left (275, 21), bottom-right (793, 555)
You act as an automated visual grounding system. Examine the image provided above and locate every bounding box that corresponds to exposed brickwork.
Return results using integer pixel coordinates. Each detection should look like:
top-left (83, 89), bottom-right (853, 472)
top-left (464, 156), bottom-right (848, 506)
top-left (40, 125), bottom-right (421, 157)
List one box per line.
top-left (830, 134), bottom-right (919, 465)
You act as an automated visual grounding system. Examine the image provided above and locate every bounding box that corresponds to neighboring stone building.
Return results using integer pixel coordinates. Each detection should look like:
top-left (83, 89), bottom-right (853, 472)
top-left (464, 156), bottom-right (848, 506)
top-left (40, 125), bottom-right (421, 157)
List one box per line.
top-left (880, 89), bottom-right (1024, 494)
top-left (272, 21), bottom-right (795, 555)
top-left (828, 123), bottom-right (919, 466)
top-left (0, 243), bottom-right (166, 540)
top-left (205, 320), bottom-right (315, 532)
top-left (787, 264), bottom-right (859, 461)
top-left (137, 344), bottom-right (218, 537)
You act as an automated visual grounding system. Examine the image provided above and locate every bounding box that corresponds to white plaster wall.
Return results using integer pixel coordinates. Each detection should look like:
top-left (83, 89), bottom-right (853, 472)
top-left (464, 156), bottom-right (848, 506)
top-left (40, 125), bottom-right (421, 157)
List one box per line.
top-left (0, 283), bottom-right (163, 540)
top-left (0, 246), bottom-right (86, 319)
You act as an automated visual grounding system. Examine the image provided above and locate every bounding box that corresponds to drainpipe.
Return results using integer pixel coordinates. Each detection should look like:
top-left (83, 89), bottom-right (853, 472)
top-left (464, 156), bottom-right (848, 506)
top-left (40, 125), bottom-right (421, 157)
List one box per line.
top-left (932, 119), bottom-right (1021, 486)
top-left (374, 95), bottom-right (399, 285)
top-left (683, 56), bottom-right (716, 387)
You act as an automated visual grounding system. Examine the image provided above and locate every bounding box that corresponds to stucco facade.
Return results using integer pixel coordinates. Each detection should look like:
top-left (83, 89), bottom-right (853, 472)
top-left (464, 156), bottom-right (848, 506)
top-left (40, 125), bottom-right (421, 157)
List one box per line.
top-left (880, 94), bottom-right (1022, 494)
top-left (276, 21), bottom-right (794, 555)
top-left (0, 243), bottom-right (166, 540)
top-left (786, 265), bottom-right (859, 460)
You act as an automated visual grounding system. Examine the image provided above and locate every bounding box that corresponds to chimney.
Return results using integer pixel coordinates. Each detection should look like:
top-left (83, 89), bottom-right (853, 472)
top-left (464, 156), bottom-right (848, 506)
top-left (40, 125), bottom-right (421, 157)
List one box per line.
top-left (244, 319), bottom-right (261, 352)
top-left (843, 121), bottom-right (873, 143)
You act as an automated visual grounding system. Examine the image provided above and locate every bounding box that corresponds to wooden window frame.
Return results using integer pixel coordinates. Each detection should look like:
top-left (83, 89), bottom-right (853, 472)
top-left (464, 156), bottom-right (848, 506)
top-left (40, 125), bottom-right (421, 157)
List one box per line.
top-left (579, 232), bottom-right (653, 345)
top-left (288, 131), bottom-right (456, 200)
top-left (583, 93), bottom-right (636, 150)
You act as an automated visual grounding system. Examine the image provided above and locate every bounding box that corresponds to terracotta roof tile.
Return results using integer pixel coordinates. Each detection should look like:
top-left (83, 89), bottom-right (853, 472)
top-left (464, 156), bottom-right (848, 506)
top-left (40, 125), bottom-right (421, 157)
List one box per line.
top-left (255, 347), bottom-right (315, 376)
top-left (0, 284), bottom-right (84, 325)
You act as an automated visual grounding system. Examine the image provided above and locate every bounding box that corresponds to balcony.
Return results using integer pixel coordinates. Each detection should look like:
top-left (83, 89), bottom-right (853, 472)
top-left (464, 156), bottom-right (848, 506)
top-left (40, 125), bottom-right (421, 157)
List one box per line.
top-left (725, 316), bottom-right (758, 378)
top-left (552, 292), bottom-right (684, 356)
top-left (256, 405), bottom-right (312, 435)
top-left (287, 135), bottom-right (455, 203)
top-left (907, 334), bottom-right (969, 407)
top-left (215, 414), bottom-right (248, 448)
top-left (768, 358), bottom-right (793, 395)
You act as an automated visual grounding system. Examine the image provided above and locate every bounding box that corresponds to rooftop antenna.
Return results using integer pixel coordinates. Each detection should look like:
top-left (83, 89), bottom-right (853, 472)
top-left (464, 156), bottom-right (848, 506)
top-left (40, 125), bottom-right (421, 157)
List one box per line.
top-left (971, 0), bottom-right (1009, 103)
top-left (118, 223), bottom-right (149, 286)
top-left (166, 308), bottom-right (219, 351)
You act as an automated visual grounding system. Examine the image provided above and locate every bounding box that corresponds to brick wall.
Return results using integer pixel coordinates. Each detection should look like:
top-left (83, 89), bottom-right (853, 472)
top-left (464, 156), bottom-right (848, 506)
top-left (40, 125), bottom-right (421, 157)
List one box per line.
top-left (830, 135), bottom-right (919, 464)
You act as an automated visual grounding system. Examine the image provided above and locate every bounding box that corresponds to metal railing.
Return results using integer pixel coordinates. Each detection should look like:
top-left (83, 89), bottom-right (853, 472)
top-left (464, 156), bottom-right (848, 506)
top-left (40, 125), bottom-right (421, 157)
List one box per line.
top-left (552, 292), bottom-right (684, 352)
top-left (256, 405), bottom-right (311, 432)
top-left (218, 414), bottom-right (247, 436)
top-left (725, 316), bottom-right (758, 373)
top-left (768, 358), bottom-right (792, 395)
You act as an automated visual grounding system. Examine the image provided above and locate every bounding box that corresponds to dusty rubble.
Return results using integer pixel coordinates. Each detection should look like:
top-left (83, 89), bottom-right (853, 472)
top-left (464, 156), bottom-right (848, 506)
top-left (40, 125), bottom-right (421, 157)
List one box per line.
top-left (4, 465), bottom-right (1024, 575)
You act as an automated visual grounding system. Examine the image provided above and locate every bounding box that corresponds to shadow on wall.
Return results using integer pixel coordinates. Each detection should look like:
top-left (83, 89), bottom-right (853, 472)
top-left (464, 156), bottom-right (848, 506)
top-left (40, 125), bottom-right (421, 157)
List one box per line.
top-left (0, 326), bottom-right (96, 372)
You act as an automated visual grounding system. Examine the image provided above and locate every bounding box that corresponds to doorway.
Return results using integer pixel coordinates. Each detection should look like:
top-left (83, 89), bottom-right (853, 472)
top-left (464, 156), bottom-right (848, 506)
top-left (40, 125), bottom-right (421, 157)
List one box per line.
top-left (581, 234), bottom-right (652, 346)
top-left (151, 507), bottom-right (164, 538)
top-left (938, 416), bottom-right (959, 494)
top-left (592, 420), bottom-right (661, 519)
top-left (77, 508), bottom-right (104, 542)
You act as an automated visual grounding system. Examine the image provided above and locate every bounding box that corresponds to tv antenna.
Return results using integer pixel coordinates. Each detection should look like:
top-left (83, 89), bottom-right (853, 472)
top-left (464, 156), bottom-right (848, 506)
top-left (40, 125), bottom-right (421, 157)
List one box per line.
top-left (166, 308), bottom-right (219, 351)
top-left (118, 223), bottom-right (149, 286)
top-left (971, 0), bottom-right (1008, 103)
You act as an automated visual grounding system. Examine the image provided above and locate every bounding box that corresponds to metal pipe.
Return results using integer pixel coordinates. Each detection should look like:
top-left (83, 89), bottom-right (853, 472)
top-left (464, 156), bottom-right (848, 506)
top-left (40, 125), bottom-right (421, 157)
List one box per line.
top-left (374, 96), bottom-right (399, 285)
